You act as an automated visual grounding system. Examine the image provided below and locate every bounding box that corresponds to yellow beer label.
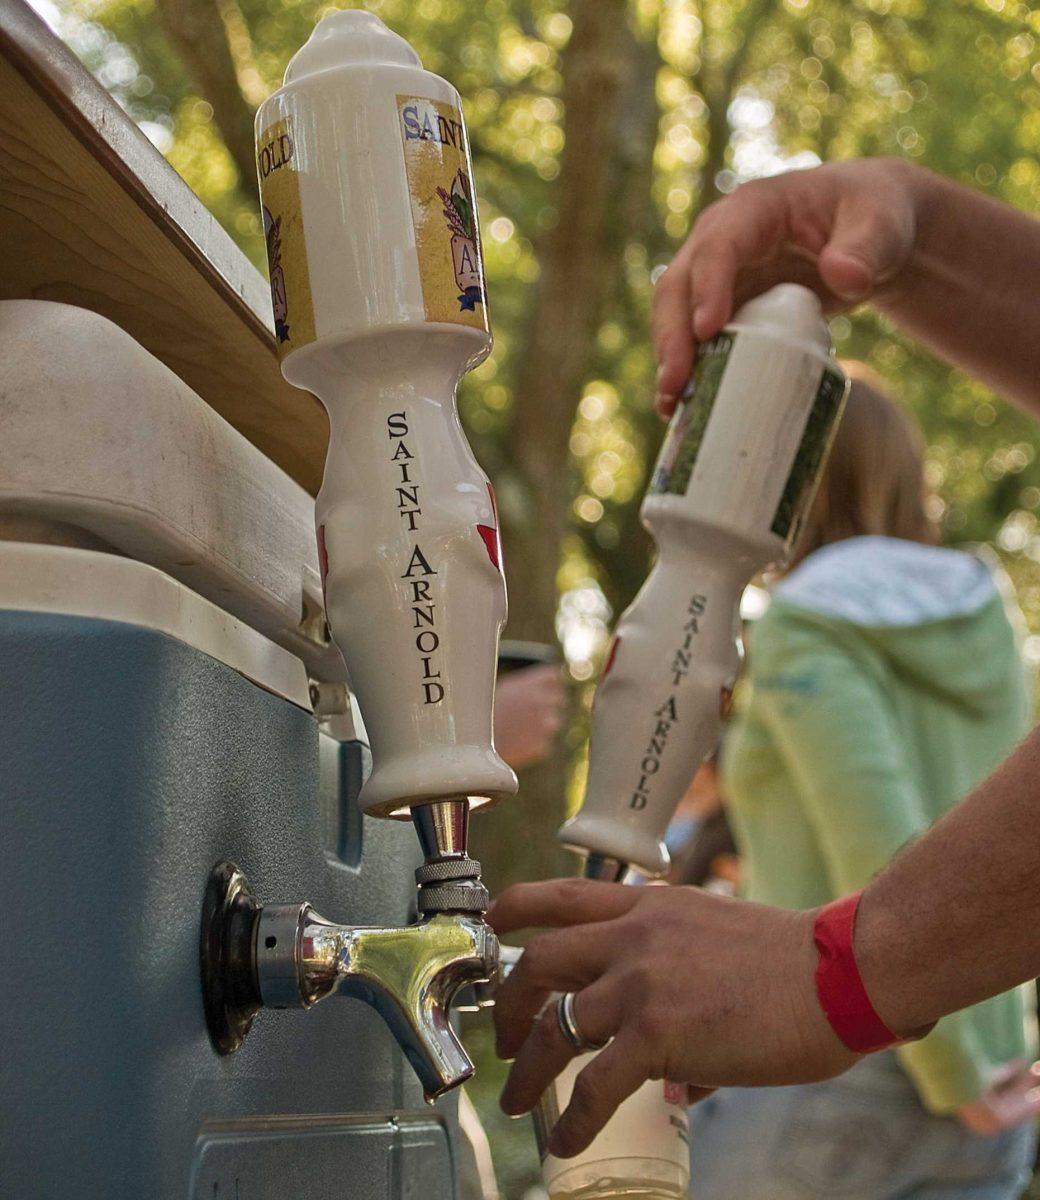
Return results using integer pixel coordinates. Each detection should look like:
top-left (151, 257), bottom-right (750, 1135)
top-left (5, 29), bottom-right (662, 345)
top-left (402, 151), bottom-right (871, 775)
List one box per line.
top-left (256, 118), bottom-right (316, 358)
top-left (397, 96), bottom-right (489, 331)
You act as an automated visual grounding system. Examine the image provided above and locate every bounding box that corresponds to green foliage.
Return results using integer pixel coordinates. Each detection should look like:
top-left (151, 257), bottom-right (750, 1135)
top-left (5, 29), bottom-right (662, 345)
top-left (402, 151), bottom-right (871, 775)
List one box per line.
top-left (57, 0), bottom-right (1040, 647)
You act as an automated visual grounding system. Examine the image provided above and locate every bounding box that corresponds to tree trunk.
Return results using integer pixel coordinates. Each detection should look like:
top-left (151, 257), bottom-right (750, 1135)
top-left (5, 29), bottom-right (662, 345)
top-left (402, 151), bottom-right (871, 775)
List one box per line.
top-left (503, 0), bottom-right (636, 642)
top-left (153, 0), bottom-right (259, 187)
top-left (698, 0), bottom-right (775, 212)
top-left (577, 28), bottom-right (664, 618)
top-left (474, 0), bottom-right (644, 891)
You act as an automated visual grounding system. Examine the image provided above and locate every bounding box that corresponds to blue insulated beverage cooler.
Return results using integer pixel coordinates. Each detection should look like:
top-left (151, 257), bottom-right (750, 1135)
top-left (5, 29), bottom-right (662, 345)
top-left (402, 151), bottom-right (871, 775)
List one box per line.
top-left (0, 301), bottom-right (470, 1199)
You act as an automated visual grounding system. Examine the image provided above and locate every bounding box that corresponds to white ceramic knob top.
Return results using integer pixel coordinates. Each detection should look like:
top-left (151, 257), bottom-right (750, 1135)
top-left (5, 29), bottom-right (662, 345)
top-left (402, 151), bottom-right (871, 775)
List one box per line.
top-left (284, 9), bottom-right (421, 83)
top-left (729, 283), bottom-right (831, 357)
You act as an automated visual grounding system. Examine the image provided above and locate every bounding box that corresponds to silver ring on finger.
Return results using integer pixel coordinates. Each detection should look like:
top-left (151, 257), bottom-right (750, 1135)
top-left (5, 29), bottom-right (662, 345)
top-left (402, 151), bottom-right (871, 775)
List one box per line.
top-left (556, 991), bottom-right (607, 1053)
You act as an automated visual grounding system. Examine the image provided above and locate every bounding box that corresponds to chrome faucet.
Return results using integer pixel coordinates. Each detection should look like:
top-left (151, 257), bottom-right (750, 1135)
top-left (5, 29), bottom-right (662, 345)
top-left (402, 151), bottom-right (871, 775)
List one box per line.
top-left (200, 799), bottom-right (499, 1099)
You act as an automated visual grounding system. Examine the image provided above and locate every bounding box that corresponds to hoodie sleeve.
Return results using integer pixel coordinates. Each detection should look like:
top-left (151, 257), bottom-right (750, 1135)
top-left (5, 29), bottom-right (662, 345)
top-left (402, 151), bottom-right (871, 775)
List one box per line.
top-left (751, 606), bottom-right (990, 1111)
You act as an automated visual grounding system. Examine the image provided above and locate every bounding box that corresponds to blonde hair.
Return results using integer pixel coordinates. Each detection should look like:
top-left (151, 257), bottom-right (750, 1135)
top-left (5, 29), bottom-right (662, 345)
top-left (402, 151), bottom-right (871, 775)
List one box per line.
top-left (790, 362), bottom-right (938, 568)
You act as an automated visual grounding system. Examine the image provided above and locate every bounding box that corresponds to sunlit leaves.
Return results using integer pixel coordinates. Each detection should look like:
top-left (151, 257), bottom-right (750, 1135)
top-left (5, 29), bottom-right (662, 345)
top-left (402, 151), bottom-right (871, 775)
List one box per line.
top-left (54, 0), bottom-right (1040, 664)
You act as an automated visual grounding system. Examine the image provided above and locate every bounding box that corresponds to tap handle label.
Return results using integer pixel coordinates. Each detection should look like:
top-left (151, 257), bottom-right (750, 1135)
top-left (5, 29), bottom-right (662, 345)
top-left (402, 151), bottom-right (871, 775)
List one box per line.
top-left (648, 332), bottom-right (847, 550)
top-left (648, 333), bottom-right (734, 496)
top-left (398, 96), bottom-right (489, 332)
top-left (770, 364), bottom-right (847, 545)
top-left (257, 118), bottom-right (317, 358)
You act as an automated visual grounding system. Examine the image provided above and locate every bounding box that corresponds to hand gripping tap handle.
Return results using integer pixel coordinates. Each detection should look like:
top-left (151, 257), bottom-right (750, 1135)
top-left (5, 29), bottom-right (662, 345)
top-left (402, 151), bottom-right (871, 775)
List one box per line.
top-left (256, 10), bottom-right (517, 822)
top-left (560, 285), bottom-right (849, 879)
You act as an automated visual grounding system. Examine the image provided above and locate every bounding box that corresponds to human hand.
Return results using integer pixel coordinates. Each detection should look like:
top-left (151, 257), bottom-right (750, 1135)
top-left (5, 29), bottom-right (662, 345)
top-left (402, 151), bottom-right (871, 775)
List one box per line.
top-left (652, 157), bottom-right (927, 417)
top-left (493, 664), bottom-right (566, 769)
top-left (489, 879), bottom-right (859, 1157)
top-left (957, 1060), bottom-right (1040, 1135)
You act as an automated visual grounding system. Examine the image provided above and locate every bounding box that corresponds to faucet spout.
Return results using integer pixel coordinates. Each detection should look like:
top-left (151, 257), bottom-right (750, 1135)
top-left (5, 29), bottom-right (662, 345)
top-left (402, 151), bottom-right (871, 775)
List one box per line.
top-left (255, 901), bottom-right (499, 1099)
top-left (199, 860), bottom-right (499, 1100)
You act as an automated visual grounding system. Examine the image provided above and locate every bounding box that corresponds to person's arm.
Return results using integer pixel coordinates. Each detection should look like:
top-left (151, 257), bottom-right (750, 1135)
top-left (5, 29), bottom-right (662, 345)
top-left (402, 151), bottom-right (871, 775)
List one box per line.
top-left (652, 158), bottom-right (1040, 418)
top-left (488, 724), bottom-right (1040, 1158)
top-left (493, 663), bottom-right (566, 769)
top-left (753, 619), bottom-right (996, 1113)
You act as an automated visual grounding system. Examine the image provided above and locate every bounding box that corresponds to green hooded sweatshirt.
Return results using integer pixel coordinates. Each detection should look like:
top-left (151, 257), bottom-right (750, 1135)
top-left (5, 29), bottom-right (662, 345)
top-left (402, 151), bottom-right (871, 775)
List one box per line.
top-left (724, 535), bottom-right (1035, 1115)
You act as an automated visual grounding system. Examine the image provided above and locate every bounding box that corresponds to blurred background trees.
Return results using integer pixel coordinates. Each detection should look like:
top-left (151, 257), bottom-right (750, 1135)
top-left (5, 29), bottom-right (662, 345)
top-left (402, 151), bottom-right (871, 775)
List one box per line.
top-left (36, 0), bottom-right (1040, 885)
top-left (30, 0), bottom-right (1040, 1192)
top-left (38, 0), bottom-right (1040, 891)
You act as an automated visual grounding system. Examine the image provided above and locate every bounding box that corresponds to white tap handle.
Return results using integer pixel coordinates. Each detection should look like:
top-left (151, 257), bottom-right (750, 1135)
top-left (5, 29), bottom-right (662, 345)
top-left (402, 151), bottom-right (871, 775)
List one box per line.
top-left (563, 541), bottom-right (746, 877)
top-left (256, 11), bottom-right (516, 817)
top-left (561, 285), bottom-right (847, 875)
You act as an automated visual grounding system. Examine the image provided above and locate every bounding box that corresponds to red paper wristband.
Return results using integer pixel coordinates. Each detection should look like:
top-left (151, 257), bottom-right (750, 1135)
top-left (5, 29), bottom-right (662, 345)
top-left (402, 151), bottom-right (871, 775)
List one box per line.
top-left (813, 890), bottom-right (901, 1054)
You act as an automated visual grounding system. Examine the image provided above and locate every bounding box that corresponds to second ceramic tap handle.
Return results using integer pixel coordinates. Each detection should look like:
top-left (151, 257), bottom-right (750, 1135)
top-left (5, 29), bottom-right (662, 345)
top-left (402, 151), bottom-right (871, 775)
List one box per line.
top-left (560, 286), bottom-right (848, 877)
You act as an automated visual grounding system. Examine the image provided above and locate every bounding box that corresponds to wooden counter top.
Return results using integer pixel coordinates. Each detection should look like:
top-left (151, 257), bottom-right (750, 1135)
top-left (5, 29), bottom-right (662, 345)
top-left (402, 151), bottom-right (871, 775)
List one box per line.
top-left (0, 0), bottom-right (327, 493)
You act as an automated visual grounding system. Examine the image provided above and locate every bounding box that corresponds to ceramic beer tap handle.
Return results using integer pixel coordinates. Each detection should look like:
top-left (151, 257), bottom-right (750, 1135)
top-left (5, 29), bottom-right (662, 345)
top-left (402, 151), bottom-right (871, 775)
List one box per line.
top-left (560, 285), bottom-right (848, 878)
top-left (256, 10), bottom-right (517, 821)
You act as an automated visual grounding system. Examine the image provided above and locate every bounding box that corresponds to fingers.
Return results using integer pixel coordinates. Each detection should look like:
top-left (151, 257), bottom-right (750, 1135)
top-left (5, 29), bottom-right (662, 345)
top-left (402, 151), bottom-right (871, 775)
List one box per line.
top-left (527, 662), bottom-right (564, 685)
top-left (501, 981), bottom-right (619, 1117)
top-left (488, 877), bottom-right (640, 936)
top-left (651, 248), bottom-right (695, 417)
top-left (530, 666), bottom-right (566, 729)
top-left (510, 663), bottom-right (563, 694)
top-left (653, 185), bottom-right (787, 417)
top-left (730, 252), bottom-right (833, 314)
top-left (652, 162), bottom-right (918, 414)
top-left (492, 664), bottom-right (567, 768)
top-left (817, 192), bottom-right (909, 301)
top-left (547, 1033), bottom-right (649, 1157)
top-left (493, 925), bottom-right (608, 1058)
top-left (687, 181), bottom-right (790, 329)
top-left (686, 236), bottom-right (740, 344)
